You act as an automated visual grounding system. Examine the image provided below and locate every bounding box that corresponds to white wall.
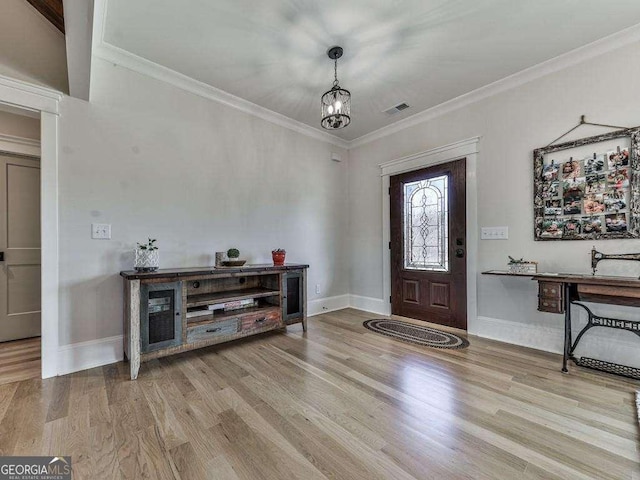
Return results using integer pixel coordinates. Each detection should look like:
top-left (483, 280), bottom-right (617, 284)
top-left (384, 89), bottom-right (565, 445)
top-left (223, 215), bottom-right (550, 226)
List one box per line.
top-left (0, 0), bottom-right (68, 93)
top-left (348, 40), bottom-right (640, 368)
top-left (57, 57), bottom-right (348, 345)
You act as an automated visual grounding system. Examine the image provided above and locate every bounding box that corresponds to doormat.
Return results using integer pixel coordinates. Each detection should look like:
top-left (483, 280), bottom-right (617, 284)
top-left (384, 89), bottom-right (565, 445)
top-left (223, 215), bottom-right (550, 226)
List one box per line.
top-left (363, 319), bottom-right (469, 349)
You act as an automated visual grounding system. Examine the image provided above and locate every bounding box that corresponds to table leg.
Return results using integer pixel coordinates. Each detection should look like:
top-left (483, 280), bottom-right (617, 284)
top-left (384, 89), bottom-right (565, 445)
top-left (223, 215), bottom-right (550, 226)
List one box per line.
top-left (562, 283), bottom-right (571, 373)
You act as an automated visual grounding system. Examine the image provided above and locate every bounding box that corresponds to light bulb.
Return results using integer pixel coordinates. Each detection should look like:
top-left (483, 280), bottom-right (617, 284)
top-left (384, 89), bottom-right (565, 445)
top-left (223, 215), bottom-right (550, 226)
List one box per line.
top-left (327, 105), bottom-right (334, 114)
top-left (334, 100), bottom-right (342, 112)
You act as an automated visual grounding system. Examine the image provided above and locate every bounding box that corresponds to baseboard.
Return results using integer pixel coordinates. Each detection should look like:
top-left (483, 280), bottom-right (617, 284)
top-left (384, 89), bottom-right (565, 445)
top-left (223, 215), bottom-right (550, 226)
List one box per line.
top-left (57, 335), bottom-right (123, 376)
top-left (349, 294), bottom-right (391, 316)
top-left (474, 316), bottom-right (640, 367)
top-left (474, 316), bottom-right (564, 354)
top-left (308, 294), bottom-right (350, 317)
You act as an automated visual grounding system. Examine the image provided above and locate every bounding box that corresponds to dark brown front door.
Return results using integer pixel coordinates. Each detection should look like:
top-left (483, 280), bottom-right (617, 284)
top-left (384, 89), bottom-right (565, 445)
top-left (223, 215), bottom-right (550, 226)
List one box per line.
top-left (390, 158), bottom-right (467, 329)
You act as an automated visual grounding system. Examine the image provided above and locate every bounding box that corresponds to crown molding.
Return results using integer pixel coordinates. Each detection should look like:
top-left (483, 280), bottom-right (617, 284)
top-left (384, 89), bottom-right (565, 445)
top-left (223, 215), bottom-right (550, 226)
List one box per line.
top-left (92, 2), bottom-right (348, 149)
top-left (349, 22), bottom-right (640, 149)
top-left (91, 0), bottom-right (640, 152)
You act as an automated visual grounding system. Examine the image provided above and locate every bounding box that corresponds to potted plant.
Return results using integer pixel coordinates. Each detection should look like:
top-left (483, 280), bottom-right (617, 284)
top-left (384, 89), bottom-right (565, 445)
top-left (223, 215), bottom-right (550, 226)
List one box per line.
top-left (135, 238), bottom-right (159, 272)
top-left (223, 248), bottom-right (246, 266)
top-left (272, 248), bottom-right (286, 266)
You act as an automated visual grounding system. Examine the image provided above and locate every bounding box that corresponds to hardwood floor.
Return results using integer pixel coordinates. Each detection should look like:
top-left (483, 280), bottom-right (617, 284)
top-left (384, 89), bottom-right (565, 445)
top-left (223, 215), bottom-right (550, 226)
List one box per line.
top-left (0, 309), bottom-right (638, 479)
top-left (0, 337), bottom-right (40, 386)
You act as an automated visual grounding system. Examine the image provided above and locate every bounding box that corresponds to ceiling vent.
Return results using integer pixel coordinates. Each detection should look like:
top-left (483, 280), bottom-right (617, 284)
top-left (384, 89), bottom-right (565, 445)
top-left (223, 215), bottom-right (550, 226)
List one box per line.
top-left (383, 103), bottom-right (410, 115)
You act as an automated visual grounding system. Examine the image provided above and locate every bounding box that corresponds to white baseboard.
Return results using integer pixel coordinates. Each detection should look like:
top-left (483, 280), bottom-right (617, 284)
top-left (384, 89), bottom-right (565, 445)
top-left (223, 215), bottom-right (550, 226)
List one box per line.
top-left (474, 316), bottom-right (564, 354)
top-left (474, 315), bottom-right (640, 368)
top-left (349, 294), bottom-right (391, 316)
top-left (308, 294), bottom-right (350, 317)
top-left (57, 335), bottom-right (123, 376)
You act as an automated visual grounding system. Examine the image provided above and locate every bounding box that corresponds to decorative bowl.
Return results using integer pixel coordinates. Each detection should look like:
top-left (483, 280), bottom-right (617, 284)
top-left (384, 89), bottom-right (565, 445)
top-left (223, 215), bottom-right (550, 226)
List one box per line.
top-left (222, 260), bottom-right (246, 267)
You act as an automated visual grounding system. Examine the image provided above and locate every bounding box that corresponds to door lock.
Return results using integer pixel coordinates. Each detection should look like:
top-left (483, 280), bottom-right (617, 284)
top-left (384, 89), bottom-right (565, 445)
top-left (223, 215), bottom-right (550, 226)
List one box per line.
top-left (455, 248), bottom-right (465, 258)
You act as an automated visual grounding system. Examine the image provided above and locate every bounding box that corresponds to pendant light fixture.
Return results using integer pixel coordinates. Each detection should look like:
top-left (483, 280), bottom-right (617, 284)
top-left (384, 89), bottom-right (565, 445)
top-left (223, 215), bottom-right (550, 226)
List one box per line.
top-left (321, 46), bottom-right (351, 130)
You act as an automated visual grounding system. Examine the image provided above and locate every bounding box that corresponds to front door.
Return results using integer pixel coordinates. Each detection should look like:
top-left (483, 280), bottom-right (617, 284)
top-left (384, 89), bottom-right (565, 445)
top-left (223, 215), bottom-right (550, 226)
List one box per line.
top-left (390, 158), bottom-right (467, 329)
top-left (0, 153), bottom-right (41, 342)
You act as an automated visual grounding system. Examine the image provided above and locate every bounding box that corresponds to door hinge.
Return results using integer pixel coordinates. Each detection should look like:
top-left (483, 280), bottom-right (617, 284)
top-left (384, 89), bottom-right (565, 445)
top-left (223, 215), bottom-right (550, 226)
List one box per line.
top-left (388, 241), bottom-right (391, 250)
top-left (389, 296), bottom-right (392, 302)
top-left (388, 186), bottom-right (391, 194)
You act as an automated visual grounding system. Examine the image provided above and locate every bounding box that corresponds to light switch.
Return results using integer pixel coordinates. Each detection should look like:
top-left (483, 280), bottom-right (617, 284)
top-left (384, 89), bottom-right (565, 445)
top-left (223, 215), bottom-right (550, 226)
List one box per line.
top-left (481, 226), bottom-right (508, 240)
top-left (92, 223), bottom-right (111, 239)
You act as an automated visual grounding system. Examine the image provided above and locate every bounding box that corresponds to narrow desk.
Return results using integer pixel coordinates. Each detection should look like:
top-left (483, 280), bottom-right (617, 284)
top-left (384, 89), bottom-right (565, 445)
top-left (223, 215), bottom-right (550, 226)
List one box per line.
top-left (483, 271), bottom-right (640, 379)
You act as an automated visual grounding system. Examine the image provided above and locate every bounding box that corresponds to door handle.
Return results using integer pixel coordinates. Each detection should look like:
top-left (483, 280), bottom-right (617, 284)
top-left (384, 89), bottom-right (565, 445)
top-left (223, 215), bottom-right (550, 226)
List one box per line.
top-left (0, 252), bottom-right (4, 261)
top-left (455, 248), bottom-right (465, 258)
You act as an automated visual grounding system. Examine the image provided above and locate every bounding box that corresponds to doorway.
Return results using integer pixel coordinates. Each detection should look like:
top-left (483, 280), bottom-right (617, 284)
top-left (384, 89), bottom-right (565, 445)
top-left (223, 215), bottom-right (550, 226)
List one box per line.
top-left (390, 158), bottom-right (467, 329)
top-left (0, 153), bottom-right (41, 342)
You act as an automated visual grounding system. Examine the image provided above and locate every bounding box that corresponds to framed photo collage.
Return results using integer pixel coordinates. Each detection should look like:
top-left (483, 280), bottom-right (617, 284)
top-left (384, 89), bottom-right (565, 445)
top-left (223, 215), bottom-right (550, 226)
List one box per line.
top-left (533, 128), bottom-right (640, 240)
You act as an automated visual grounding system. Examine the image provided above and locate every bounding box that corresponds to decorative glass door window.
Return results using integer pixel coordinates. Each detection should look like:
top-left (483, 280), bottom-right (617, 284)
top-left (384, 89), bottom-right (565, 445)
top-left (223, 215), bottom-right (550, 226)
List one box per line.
top-left (403, 174), bottom-right (449, 271)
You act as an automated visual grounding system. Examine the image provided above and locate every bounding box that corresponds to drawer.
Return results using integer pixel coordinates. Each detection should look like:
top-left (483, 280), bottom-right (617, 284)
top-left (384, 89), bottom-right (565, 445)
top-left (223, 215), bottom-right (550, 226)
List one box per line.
top-left (187, 317), bottom-right (239, 343)
top-left (538, 296), bottom-right (564, 314)
top-left (240, 310), bottom-right (282, 333)
top-left (538, 281), bottom-right (562, 299)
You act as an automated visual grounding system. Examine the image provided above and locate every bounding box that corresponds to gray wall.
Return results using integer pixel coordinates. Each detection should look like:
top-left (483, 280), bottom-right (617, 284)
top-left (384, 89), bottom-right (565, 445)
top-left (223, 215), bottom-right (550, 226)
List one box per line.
top-left (348, 40), bottom-right (640, 367)
top-left (57, 58), bottom-right (348, 345)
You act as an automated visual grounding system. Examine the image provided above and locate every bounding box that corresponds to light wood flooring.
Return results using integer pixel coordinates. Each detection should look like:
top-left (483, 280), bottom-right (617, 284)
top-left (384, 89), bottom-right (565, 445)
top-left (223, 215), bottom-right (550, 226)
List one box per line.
top-left (0, 309), bottom-right (638, 479)
top-left (0, 336), bottom-right (40, 386)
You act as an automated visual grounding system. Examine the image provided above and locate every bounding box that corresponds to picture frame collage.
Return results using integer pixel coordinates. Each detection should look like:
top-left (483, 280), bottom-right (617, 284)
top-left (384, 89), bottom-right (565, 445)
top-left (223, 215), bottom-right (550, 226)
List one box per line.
top-left (533, 128), bottom-right (640, 240)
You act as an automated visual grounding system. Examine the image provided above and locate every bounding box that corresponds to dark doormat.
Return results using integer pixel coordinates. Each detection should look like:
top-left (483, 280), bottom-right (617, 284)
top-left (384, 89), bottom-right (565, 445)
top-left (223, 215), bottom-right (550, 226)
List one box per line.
top-left (363, 319), bottom-right (469, 349)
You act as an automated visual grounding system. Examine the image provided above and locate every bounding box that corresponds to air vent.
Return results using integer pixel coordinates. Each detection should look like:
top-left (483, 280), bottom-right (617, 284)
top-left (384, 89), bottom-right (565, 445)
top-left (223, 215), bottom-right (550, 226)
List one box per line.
top-left (383, 103), bottom-right (410, 115)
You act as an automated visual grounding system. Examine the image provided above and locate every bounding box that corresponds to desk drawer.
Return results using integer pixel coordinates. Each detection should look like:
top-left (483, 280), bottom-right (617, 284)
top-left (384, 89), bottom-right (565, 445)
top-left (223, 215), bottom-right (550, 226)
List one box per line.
top-left (240, 310), bottom-right (282, 333)
top-left (538, 281), bottom-right (564, 314)
top-left (187, 318), bottom-right (239, 343)
top-left (538, 297), bottom-right (564, 314)
top-left (538, 281), bottom-right (562, 299)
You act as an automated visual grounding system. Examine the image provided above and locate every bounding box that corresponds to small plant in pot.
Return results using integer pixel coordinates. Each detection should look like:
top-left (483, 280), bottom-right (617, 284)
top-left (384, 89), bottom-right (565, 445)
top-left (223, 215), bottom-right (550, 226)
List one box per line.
top-left (223, 248), bottom-right (246, 267)
top-left (135, 238), bottom-right (159, 272)
top-left (272, 248), bottom-right (286, 266)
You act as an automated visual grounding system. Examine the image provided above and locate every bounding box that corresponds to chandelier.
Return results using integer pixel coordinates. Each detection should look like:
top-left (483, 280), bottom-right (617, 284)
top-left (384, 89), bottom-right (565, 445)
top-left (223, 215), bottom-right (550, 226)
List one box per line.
top-left (321, 46), bottom-right (351, 130)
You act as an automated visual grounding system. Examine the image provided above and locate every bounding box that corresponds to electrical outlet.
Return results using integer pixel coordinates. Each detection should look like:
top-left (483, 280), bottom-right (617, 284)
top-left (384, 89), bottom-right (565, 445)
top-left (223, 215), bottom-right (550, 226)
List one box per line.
top-left (481, 226), bottom-right (508, 240)
top-left (315, 284), bottom-right (320, 294)
top-left (91, 223), bottom-right (111, 240)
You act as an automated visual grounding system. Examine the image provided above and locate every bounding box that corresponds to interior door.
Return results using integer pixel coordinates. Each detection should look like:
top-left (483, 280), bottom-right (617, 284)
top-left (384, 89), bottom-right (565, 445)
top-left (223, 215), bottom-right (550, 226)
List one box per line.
top-left (0, 153), bottom-right (41, 342)
top-left (390, 158), bottom-right (467, 329)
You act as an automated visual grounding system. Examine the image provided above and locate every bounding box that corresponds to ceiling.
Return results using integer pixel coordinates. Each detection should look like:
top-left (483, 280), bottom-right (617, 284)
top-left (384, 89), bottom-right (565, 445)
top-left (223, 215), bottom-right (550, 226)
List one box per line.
top-left (103, 0), bottom-right (640, 141)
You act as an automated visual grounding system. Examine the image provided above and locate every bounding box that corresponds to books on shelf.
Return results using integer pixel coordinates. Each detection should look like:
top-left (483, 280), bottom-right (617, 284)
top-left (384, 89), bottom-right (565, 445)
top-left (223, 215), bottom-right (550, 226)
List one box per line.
top-left (208, 298), bottom-right (256, 312)
top-left (186, 309), bottom-right (212, 319)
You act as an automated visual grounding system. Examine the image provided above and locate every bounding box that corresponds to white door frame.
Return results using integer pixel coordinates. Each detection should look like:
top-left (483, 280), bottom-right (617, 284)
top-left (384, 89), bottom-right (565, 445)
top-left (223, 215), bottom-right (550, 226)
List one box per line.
top-left (0, 74), bottom-right (61, 378)
top-left (379, 137), bottom-right (480, 332)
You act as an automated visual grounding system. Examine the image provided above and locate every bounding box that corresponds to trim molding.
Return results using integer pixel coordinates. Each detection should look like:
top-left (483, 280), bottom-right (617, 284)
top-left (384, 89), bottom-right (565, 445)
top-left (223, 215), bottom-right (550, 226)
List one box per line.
top-left (474, 316), bottom-right (563, 354)
top-left (91, 1), bottom-right (640, 151)
top-left (474, 316), bottom-right (640, 368)
top-left (0, 133), bottom-right (40, 156)
top-left (349, 294), bottom-right (390, 316)
top-left (380, 138), bottom-right (479, 335)
top-left (91, 2), bottom-right (348, 149)
top-left (0, 74), bottom-right (61, 115)
top-left (308, 294), bottom-right (350, 317)
top-left (350, 23), bottom-right (640, 148)
top-left (57, 335), bottom-right (123, 376)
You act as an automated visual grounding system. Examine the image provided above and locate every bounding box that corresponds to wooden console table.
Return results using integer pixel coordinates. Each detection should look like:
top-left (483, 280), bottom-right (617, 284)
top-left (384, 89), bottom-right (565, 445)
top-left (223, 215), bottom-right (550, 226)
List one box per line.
top-left (483, 271), bottom-right (640, 379)
top-left (121, 264), bottom-right (308, 379)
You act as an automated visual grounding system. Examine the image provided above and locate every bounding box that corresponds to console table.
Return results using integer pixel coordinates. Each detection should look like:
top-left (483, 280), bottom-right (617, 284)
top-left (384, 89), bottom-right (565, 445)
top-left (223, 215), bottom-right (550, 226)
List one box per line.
top-left (121, 264), bottom-right (308, 380)
top-left (483, 271), bottom-right (640, 380)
